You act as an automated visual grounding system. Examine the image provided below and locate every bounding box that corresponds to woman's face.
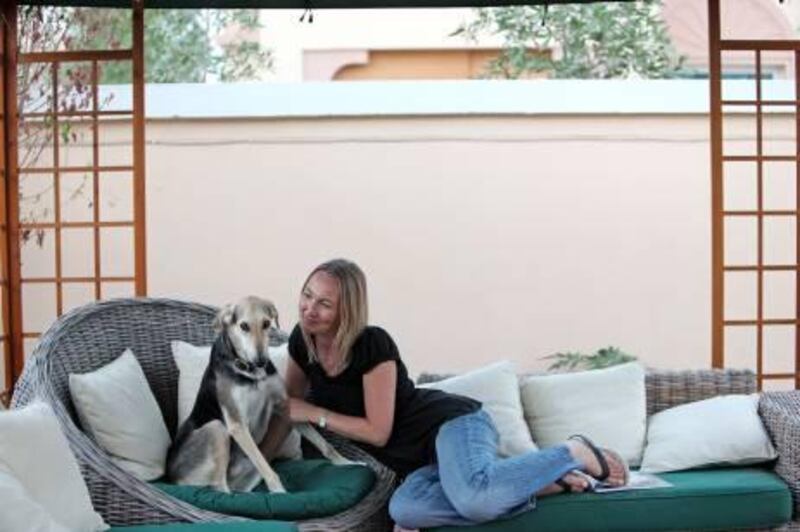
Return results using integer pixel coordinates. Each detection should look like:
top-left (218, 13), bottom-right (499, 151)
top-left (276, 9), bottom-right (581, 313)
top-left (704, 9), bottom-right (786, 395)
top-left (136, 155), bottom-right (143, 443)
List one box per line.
top-left (299, 271), bottom-right (341, 337)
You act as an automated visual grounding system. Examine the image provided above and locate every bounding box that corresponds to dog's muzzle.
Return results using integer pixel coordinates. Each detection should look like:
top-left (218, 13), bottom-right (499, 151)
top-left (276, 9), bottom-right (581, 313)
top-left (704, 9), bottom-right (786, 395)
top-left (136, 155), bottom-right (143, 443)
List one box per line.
top-left (234, 357), bottom-right (278, 377)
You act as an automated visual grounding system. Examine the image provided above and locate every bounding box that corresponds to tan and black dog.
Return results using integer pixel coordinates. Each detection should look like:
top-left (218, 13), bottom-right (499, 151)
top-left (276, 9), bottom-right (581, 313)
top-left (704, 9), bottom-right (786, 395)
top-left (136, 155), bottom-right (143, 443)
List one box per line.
top-left (167, 296), bottom-right (354, 493)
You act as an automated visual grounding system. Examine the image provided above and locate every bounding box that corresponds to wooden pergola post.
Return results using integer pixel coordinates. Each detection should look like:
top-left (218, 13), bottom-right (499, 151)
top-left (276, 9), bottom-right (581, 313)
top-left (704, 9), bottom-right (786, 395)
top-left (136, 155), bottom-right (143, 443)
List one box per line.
top-left (709, 0), bottom-right (723, 370)
top-left (133, 0), bottom-right (147, 296)
top-left (709, 0), bottom-right (800, 389)
top-left (2, 0), bottom-right (23, 396)
top-left (0, 0), bottom-right (147, 402)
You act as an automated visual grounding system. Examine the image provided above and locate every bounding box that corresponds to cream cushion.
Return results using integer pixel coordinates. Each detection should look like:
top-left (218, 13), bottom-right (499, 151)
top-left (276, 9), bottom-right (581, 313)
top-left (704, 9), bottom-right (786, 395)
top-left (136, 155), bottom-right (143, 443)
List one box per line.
top-left (171, 340), bottom-right (300, 459)
top-left (172, 340), bottom-right (213, 427)
top-left (69, 349), bottom-right (171, 481)
top-left (419, 361), bottom-right (537, 457)
top-left (520, 362), bottom-right (647, 465)
top-left (0, 465), bottom-right (71, 532)
top-left (0, 402), bottom-right (108, 531)
top-left (640, 394), bottom-right (777, 473)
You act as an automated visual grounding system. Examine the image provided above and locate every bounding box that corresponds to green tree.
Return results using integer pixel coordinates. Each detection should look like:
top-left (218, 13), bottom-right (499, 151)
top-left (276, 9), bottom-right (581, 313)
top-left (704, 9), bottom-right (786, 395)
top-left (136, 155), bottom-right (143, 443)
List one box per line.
top-left (67, 8), bottom-right (272, 83)
top-left (455, 1), bottom-right (683, 79)
top-left (18, 6), bottom-right (271, 169)
top-left (16, 6), bottom-right (271, 245)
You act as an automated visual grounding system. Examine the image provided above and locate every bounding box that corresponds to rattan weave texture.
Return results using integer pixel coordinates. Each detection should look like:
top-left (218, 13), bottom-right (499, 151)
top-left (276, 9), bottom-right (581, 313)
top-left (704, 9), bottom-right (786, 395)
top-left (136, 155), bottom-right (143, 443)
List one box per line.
top-left (11, 298), bottom-right (394, 531)
top-left (10, 298), bottom-right (800, 530)
top-left (761, 391), bottom-right (800, 525)
top-left (419, 366), bottom-right (800, 529)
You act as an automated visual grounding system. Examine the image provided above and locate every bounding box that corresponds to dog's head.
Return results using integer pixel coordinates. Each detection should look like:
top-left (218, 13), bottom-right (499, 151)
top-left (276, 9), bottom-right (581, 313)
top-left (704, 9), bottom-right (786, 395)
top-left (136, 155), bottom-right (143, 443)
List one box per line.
top-left (214, 296), bottom-right (281, 379)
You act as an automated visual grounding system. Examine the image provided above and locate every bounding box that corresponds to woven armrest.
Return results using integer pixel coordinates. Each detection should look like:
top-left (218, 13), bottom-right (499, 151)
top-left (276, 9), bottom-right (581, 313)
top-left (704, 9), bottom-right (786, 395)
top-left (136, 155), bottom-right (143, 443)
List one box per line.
top-left (11, 298), bottom-right (395, 531)
top-left (760, 391), bottom-right (800, 517)
top-left (645, 368), bottom-right (756, 415)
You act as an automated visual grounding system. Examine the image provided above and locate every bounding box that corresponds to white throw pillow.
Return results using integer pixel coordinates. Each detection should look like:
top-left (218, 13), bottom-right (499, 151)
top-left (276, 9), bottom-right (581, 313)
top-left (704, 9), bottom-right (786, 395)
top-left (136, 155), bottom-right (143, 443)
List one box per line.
top-left (172, 340), bottom-right (213, 427)
top-left (0, 465), bottom-right (71, 532)
top-left (520, 362), bottom-right (647, 466)
top-left (69, 349), bottom-right (171, 481)
top-left (419, 361), bottom-right (537, 457)
top-left (171, 340), bottom-right (300, 459)
top-left (172, 340), bottom-right (291, 425)
top-left (639, 394), bottom-right (777, 473)
top-left (0, 402), bottom-right (108, 531)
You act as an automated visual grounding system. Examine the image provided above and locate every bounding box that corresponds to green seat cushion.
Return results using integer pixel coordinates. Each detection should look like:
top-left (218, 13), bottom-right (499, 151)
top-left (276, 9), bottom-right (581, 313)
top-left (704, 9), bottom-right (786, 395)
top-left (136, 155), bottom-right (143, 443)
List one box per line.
top-left (112, 521), bottom-right (297, 532)
top-left (426, 468), bottom-right (792, 532)
top-left (151, 459), bottom-right (374, 520)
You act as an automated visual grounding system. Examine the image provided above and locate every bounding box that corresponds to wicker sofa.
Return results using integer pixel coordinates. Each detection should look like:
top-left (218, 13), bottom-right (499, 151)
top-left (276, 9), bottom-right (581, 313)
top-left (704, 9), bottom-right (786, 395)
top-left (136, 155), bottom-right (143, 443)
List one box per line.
top-left (10, 298), bottom-right (395, 532)
top-left (10, 297), bottom-right (800, 531)
top-left (415, 369), bottom-right (800, 531)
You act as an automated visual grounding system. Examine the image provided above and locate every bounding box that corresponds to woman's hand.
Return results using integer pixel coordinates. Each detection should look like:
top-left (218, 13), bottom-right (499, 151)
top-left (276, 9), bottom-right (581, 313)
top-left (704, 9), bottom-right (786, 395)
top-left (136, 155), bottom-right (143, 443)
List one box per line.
top-left (285, 361), bottom-right (397, 448)
top-left (287, 397), bottom-right (322, 424)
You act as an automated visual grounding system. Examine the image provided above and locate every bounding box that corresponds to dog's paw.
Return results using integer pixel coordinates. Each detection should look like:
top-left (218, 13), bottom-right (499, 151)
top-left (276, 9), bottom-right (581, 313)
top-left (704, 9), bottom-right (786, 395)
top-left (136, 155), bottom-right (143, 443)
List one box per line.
top-left (332, 456), bottom-right (367, 467)
top-left (268, 483), bottom-right (288, 494)
top-left (211, 483), bottom-right (231, 493)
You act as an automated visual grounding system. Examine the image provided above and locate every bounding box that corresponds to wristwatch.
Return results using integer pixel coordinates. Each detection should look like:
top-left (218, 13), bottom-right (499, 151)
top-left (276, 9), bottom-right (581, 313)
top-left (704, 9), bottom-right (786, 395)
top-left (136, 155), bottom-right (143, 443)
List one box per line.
top-left (317, 410), bottom-right (328, 430)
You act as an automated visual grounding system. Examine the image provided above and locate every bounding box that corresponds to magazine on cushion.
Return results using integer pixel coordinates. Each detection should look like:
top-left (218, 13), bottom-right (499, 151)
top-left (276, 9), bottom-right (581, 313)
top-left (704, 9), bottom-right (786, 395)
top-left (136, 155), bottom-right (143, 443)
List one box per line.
top-left (574, 471), bottom-right (672, 493)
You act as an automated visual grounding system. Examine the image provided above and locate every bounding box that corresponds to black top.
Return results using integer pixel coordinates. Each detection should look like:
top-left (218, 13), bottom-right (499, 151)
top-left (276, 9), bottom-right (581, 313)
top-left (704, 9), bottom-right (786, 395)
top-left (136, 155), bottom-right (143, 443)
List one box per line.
top-left (288, 324), bottom-right (480, 476)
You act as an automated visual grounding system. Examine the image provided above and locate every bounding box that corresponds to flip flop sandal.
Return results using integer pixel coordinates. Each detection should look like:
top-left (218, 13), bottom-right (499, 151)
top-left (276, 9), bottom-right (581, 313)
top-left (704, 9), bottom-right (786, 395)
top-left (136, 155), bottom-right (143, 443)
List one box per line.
top-left (555, 478), bottom-right (573, 493)
top-left (569, 434), bottom-right (628, 484)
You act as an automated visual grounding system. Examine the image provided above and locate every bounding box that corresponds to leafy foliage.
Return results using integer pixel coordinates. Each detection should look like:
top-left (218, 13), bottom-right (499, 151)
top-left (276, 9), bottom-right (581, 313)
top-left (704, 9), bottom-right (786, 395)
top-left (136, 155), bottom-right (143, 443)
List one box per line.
top-left (16, 7), bottom-right (102, 242)
top-left (16, 6), bottom-right (271, 244)
top-left (543, 346), bottom-right (638, 372)
top-left (59, 8), bottom-right (271, 83)
top-left (455, 1), bottom-right (683, 79)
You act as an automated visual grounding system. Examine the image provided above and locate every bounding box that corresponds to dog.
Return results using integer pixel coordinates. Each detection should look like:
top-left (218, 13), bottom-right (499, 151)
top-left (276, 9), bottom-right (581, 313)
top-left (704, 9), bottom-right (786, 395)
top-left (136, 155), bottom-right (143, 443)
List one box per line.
top-left (167, 296), bottom-right (355, 493)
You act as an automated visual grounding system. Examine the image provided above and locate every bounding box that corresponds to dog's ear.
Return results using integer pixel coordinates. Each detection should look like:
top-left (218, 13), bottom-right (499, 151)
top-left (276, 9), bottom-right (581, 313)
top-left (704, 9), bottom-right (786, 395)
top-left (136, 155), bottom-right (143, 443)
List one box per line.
top-left (213, 304), bottom-right (236, 332)
top-left (261, 300), bottom-right (280, 329)
top-left (262, 301), bottom-right (288, 346)
top-left (257, 299), bottom-right (280, 330)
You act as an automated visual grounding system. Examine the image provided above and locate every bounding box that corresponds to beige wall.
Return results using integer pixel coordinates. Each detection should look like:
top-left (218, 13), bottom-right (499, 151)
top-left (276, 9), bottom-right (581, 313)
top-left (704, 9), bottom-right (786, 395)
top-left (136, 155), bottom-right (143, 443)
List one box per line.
top-left (144, 113), bottom-right (716, 376)
top-left (18, 110), bottom-right (798, 380)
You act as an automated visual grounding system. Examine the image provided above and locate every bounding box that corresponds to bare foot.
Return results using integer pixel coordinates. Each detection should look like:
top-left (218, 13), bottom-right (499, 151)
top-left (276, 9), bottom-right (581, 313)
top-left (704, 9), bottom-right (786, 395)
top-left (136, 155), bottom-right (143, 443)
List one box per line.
top-left (538, 471), bottom-right (591, 496)
top-left (566, 437), bottom-right (628, 487)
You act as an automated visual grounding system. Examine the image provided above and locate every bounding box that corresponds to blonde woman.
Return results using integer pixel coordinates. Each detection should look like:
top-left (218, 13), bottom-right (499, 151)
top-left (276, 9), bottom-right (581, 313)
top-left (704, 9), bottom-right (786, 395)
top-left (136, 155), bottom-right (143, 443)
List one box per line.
top-left (285, 258), bottom-right (628, 529)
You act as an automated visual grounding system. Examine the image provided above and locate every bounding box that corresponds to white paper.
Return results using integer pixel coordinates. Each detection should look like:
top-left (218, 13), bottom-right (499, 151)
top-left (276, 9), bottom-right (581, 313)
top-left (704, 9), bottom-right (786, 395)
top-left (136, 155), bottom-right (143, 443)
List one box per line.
top-left (573, 471), bottom-right (673, 493)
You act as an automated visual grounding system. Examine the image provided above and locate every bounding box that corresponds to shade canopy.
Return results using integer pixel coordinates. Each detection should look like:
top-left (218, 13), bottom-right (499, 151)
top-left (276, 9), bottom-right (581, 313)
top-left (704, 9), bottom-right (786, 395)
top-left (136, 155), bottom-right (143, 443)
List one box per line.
top-left (19, 0), bottom-right (629, 9)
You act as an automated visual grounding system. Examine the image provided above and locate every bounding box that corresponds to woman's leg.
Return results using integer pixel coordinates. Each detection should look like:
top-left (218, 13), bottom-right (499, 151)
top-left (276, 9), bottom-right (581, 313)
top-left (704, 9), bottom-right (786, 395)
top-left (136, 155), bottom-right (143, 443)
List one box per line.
top-left (389, 464), bottom-right (476, 529)
top-left (388, 460), bottom-right (588, 529)
top-left (436, 410), bottom-right (582, 524)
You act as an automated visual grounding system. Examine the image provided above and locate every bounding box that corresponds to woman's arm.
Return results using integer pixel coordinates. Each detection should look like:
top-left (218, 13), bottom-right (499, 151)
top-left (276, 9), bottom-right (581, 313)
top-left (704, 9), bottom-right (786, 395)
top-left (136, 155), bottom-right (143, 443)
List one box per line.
top-left (288, 360), bottom-right (397, 448)
top-left (284, 356), bottom-right (309, 399)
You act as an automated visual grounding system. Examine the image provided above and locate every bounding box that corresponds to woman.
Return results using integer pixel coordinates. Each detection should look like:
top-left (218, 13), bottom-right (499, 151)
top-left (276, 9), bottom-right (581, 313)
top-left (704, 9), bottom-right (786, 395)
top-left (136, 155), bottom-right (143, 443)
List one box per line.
top-left (285, 258), bottom-right (628, 529)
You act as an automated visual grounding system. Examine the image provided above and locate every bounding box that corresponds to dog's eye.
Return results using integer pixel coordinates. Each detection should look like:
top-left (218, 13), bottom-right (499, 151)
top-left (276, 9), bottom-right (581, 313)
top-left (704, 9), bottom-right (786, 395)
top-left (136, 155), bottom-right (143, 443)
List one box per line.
top-left (262, 320), bottom-right (270, 330)
top-left (240, 322), bottom-right (250, 333)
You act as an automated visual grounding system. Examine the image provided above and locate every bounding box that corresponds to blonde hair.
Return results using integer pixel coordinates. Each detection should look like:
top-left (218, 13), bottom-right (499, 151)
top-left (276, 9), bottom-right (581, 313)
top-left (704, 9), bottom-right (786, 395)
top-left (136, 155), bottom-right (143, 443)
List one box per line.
top-left (300, 258), bottom-right (368, 367)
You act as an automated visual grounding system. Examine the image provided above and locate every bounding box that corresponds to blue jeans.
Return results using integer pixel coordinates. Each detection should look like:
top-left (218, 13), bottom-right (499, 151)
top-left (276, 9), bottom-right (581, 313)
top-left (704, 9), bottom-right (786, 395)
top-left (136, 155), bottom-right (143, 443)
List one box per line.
top-left (389, 409), bottom-right (580, 529)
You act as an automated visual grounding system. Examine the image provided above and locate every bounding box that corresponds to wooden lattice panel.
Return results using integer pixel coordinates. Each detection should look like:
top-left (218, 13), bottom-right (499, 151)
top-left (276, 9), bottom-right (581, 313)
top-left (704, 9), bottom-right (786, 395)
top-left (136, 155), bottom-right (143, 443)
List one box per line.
top-left (1, 3), bottom-right (146, 395)
top-left (711, 0), bottom-right (800, 390)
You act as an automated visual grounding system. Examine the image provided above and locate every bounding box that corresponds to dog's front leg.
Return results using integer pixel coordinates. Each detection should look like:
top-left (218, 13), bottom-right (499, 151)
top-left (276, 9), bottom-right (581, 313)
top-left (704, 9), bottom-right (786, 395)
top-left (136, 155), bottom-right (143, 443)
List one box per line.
top-left (295, 423), bottom-right (364, 466)
top-left (222, 409), bottom-right (287, 493)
